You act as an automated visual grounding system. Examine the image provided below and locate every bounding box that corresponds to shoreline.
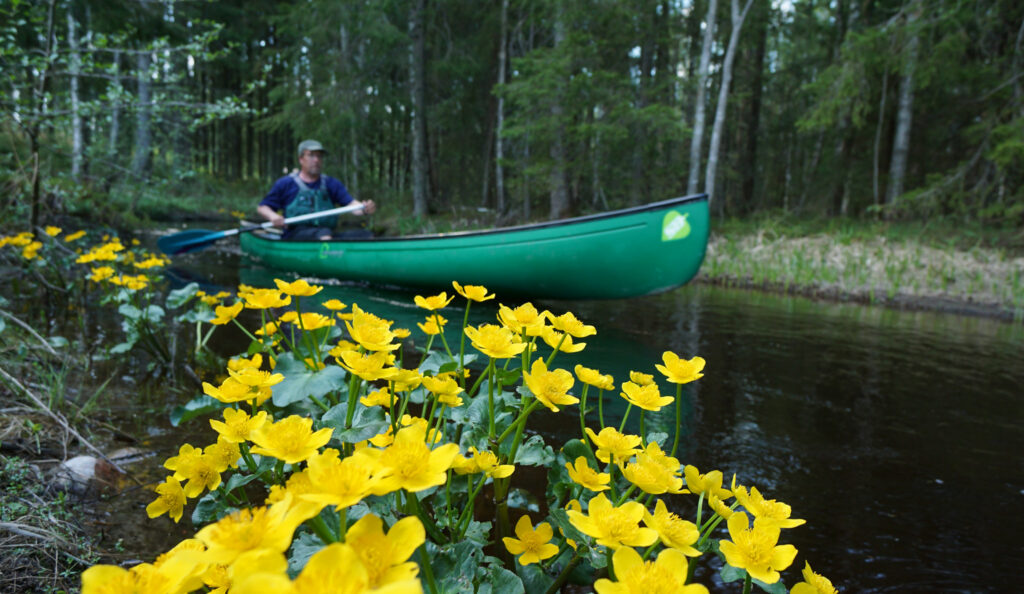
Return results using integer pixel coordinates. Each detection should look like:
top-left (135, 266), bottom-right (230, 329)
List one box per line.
top-left (700, 232), bottom-right (1024, 323)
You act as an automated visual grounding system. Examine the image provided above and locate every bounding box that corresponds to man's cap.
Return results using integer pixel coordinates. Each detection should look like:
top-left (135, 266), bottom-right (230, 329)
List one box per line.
top-left (297, 139), bottom-right (327, 157)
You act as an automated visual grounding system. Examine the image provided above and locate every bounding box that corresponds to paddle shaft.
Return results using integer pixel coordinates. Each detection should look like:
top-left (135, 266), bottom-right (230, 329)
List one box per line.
top-left (233, 203), bottom-right (366, 237)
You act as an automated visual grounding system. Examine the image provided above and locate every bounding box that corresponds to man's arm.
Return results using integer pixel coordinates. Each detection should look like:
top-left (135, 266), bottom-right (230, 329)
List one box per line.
top-left (257, 204), bottom-right (285, 228)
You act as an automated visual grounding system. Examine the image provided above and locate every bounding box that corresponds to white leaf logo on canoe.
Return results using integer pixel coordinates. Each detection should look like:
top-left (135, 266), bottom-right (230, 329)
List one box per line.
top-left (661, 211), bottom-right (690, 241)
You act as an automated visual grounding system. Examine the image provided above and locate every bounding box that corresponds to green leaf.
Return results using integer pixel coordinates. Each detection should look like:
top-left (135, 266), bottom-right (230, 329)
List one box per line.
top-left (166, 282), bottom-right (200, 308)
top-left (191, 491), bottom-right (235, 525)
top-left (223, 471), bottom-right (264, 493)
top-left (287, 531), bottom-right (323, 578)
top-left (646, 432), bottom-right (668, 448)
top-left (418, 350), bottom-right (458, 375)
top-left (170, 394), bottom-right (226, 426)
top-left (320, 402), bottom-right (388, 444)
top-left (271, 357), bottom-right (347, 407)
top-left (560, 438), bottom-right (596, 466)
top-left (515, 563), bottom-right (554, 594)
top-left (478, 565), bottom-right (524, 594)
top-left (719, 564), bottom-right (745, 583)
top-left (109, 341), bottom-right (134, 354)
top-left (47, 336), bottom-right (68, 348)
top-left (754, 577), bottom-right (789, 594)
top-left (513, 434), bottom-right (554, 466)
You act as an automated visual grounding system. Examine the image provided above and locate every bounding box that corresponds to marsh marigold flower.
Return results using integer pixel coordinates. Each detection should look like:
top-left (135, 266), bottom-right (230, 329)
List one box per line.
top-left (414, 291), bottom-right (454, 310)
top-left (44, 226), bottom-right (62, 237)
top-left (643, 499), bottom-right (700, 555)
top-left (195, 494), bottom-right (317, 565)
top-left (541, 327), bottom-right (586, 353)
top-left (503, 515), bottom-right (559, 566)
top-left (620, 381), bottom-right (673, 412)
top-left (718, 512), bottom-right (798, 585)
top-left (497, 302), bottom-right (547, 336)
top-left (243, 288), bottom-right (291, 309)
top-left (622, 450), bottom-right (684, 495)
top-left (361, 387), bottom-right (397, 408)
top-left (656, 351), bottom-right (706, 384)
top-left (464, 324), bottom-right (526, 359)
top-left (417, 314), bottom-right (447, 336)
top-left (373, 423), bottom-right (459, 494)
top-left (302, 448), bottom-right (386, 511)
top-left (629, 371), bottom-right (655, 386)
top-left (146, 476), bottom-right (186, 523)
top-left (210, 302), bottom-right (244, 325)
top-left (64, 230), bottom-right (86, 242)
top-left (249, 415), bottom-right (333, 465)
top-left (345, 514), bottom-right (425, 587)
top-left (575, 364), bottom-right (614, 390)
top-left (732, 485), bottom-right (805, 529)
top-left (565, 456), bottom-right (610, 492)
top-left (548, 311), bottom-right (596, 338)
top-left (81, 562), bottom-right (190, 594)
top-left (452, 447), bottom-right (514, 479)
top-left (791, 562), bottom-right (839, 594)
top-left (524, 359), bottom-right (578, 412)
top-left (322, 299), bottom-right (347, 311)
top-left (345, 304), bottom-right (400, 352)
top-left (339, 350), bottom-right (399, 381)
top-left (683, 465), bottom-right (733, 500)
top-left (452, 281), bottom-right (494, 302)
top-left (567, 492), bottom-right (658, 550)
top-left (164, 444), bottom-right (222, 497)
top-left (274, 277), bottom-right (322, 297)
top-left (584, 427), bottom-right (642, 465)
top-left (594, 547), bottom-right (709, 594)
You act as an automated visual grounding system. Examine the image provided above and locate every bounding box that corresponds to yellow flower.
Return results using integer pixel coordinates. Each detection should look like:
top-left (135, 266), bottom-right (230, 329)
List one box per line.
top-left (44, 226), bottom-right (62, 236)
top-left (464, 324), bottom-right (526, 359)
top-left (417, 314), bottom-right (447, 335)
top-left (791, 562), bottom-right (838, 594)
top-left (81, 562), bottom-right (190, 594)
top-left (64, 230), bottom-right (86, 242)
top-left (502, 515), bottom-right (559, 566)
top-left (345, 514), bottom-right (425, 587)
top-left (22, 241), bottom-right (42, 259)
top-left (88, 266), bottom-right (115, 282)
top-left (361, 387), bottom-right (397, 407)
top-left (719, 512), bottom-right (798, 584)
top-left (732, 485), bottom-right (805, 529)
top-left (373, 423), bottom-right (459, 494)
top-left (621, 449), bottom-right (684, 495)
top-left (322, 299), bottom-right (347, 311)
top-left (593, 547), bottom-right (709, 594)
top-left (629, 371), bottom-right (654, 386)
top-left (567, 492), bottom-right (658, 550)
top-left (523, 359), bottom-right (578, 412)
top-left (708, 493), bottom-right (735, 520)
top-left (452, 447), bottom-right (514, 478)
top-left (164, 444), bottom-right (222, 497)
top-left (643, 499), bottom-right (700, 555)
top-left (133, 255), bottom-right (167, 269)
top-left (414, 291), bottom-right (454, 310)
top-left (302, 448), bottom-right (385, 511)
top-left (250, 415), bottom-right (334, 464)
top-left (655, 352), bottom-right (705, 384)
top-left (274, 277), bottom-right (323, 297)
top-left (227, 353), bottom-right (263, 372)
top-left (540, 327), bottom-right (586, 353)
top-left (683, 465), bottom-right (732, 500)
top-left (292, 311), bottom-right (336, 331)
top-left (243, 288), bottom-right (291, 309)
top-left (575, 364), bottom-right (614, 390)
top-left (255, 321), bottom-right (280, 336)
top-left (345, 304), bottom-right (400, 352)
top-left (339, 350), bottom-right (399, 381)
top-left (548, 311), bottom-right (596, 338)
top-left (195, 495), bottom-right (317, 565)
top-left (205, 437), bottom-right (241, 470)
top-left (497, 302), bottom-right (548, 336)
top-left (452, 281), bottom-right (495, 302)
top-left (389, 368), bottom-right (424, 392)
top-left (620, 381), bottom-right (674, 412)
top-left (584, 427), bottom-right (642, 465)
top-left (210, 302), bottom-right (244, 325)
top-left (146, 476), bottom-right (186, 523)
top-left (422, 374), bottom-right (464, 407)
top-left (565, 456), bottom-right (610, 492)
top-left (203, 378), bottom-right (257, 404)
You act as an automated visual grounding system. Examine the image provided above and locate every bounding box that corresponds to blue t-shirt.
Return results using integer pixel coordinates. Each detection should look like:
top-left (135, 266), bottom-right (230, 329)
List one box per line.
top-left (259, 175), bottom-right (355, 211)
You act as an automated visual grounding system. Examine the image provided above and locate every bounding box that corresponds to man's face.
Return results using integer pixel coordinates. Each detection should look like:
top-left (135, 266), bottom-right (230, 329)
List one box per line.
top-left (299, 150), bottom-right (325, 177)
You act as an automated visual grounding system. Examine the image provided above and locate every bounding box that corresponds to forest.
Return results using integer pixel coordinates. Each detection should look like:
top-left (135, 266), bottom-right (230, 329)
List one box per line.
top-left (2, 0), bottom-right (1023, 229)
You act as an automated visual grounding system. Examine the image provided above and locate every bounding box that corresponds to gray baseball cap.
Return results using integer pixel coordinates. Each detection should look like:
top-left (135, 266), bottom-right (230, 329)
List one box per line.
top-left (297, 139), bottom-right (327, 157)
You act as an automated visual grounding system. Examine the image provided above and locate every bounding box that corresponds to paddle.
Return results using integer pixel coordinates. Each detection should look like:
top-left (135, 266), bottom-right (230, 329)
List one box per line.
top-left (158, 203), bottom-right (365, 255)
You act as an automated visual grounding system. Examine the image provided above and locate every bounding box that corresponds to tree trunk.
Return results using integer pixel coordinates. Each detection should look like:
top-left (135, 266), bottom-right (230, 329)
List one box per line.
top-left (131, 51), bottom-right (152, 180)
top-left (885, 8), bottom-right (920, 206)
top-left (494, 0), bottom-right (508, 214)
top-left (67, 7), bottom-right (83, 181)
top-left (686, 0), bottom-right (717, 196)
top-left (409, 0), bottom-right (429, 216)
top-left (705, 0), bottom-right (755, 205)
top-left (548, 5), bottom-right (570, 220)
top-left (741, 0), bottom-right (767, 211)
top-left (108, 50), bottom-right (121, 160)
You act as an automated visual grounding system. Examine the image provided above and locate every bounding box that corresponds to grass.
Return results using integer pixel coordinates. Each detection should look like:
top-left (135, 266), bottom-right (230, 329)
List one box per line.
top-left (703, 214), bottom-right (1024, 320)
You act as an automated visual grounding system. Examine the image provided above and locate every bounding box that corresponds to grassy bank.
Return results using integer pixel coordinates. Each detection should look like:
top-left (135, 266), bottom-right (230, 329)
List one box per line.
top-left (701, 216), bottom-right (1024, 320)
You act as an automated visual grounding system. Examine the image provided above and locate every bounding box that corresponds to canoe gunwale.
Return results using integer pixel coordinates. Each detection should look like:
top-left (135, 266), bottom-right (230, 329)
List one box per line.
top-left (253, 193), bottom-right (708, 245)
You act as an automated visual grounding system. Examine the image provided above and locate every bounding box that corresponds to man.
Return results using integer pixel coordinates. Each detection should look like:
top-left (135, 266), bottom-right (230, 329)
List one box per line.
top-left (257, 139), bottom-right (376, 240)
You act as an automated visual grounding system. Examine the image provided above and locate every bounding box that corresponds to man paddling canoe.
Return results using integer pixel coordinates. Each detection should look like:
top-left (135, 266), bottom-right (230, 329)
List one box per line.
top-left (257, 139), bottom-right (376, 241)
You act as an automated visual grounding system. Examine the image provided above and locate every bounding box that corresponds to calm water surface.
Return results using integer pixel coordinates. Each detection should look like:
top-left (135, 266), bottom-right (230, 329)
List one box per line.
top-left (158, 246), bottom-right (1024, 592)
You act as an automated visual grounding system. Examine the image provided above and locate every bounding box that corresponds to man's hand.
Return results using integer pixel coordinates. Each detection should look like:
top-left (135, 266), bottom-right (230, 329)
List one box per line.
top-left (257, 204), bottom-right (286, 228)
top-left (358, 200), bottom-right (376, 215)
top-left (270, 213), bottom-right (286, 228)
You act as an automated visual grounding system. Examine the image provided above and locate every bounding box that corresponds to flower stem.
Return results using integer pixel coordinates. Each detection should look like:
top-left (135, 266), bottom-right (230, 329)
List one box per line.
top-left (543, 552), bottom-right (583, 594)
top-left (670, 383), bottom-right (683, 458)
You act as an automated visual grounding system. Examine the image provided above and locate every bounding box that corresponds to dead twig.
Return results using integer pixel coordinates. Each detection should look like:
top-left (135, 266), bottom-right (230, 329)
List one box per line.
top-left (0, 309), bottom-right (59, 357)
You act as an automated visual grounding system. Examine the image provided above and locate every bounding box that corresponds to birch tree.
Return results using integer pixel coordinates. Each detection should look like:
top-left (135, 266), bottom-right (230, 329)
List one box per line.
top-left (686, 0), bottom-right (717, 196)
top-left (885, 5), bottom-right (920, 206)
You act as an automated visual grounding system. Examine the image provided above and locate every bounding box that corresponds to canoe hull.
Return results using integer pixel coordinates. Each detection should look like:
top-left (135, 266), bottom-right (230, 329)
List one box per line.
top-left (240, 194), bottom-right (709, 300)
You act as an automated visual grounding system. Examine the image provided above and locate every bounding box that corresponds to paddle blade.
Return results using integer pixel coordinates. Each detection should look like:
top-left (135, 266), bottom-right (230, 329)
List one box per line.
top-left (158, 229), bottom-right (226, 255)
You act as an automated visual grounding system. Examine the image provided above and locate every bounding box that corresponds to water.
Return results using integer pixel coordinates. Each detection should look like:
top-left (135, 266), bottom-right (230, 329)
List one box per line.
top-left (150, 245), bottom-right (1024, 591)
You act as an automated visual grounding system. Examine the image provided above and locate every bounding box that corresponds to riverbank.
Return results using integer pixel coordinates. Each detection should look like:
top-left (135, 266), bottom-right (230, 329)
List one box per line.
top-left (699, 228), bottom-right (1024, 321)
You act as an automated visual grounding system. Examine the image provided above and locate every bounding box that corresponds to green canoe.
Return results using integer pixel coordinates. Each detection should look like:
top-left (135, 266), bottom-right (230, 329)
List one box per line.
top-left (240, 194), bottom-right (709, 300)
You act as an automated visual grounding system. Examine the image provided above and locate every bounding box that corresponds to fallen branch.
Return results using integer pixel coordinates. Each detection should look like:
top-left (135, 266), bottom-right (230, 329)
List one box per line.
top-left (0, 309), bottom-right (59, 357)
